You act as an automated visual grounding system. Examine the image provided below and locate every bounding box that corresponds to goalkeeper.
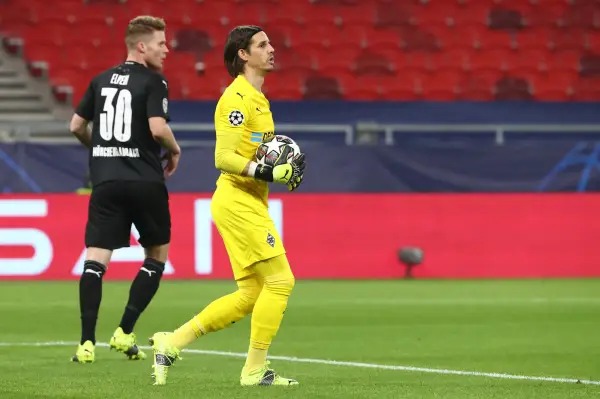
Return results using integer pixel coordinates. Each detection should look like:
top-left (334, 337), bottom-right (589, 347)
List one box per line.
top-left (149, 25), bottom-right (305, 387)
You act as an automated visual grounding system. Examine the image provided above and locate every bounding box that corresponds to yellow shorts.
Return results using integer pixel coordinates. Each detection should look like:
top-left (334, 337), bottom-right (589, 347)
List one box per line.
top-left (210, 184), bottom-right (286, 280)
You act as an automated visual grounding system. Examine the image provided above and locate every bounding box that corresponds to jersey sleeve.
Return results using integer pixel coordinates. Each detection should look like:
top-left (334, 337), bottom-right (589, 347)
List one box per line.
top-left (147, 74), bottom-right (170, 121)
top-left (75, 79), bottom-right (95, 121)
top-left (214, 93), bottom-right (253, 175)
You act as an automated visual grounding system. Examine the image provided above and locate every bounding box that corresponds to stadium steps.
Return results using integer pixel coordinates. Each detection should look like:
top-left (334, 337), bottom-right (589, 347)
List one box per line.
top-left (0, 47), bottom-right (71, 124)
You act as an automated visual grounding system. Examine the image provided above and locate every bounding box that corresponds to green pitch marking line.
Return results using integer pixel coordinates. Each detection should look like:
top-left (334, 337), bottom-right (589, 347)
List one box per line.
top-left (0, 341), bottom-right (598, 386)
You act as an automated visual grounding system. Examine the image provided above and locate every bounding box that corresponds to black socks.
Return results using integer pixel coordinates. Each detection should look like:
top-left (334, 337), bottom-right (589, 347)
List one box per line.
top-left (118, 258), bottom-right (165, 334)
top-left (79, 260), bottom-right (106, 345)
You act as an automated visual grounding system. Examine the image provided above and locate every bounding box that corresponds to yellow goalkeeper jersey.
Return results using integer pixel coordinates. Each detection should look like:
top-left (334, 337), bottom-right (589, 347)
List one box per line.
top-left (213, 75), bottom-right (275, 203)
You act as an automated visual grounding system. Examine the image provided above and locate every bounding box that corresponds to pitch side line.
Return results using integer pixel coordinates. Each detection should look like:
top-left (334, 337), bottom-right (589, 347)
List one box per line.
top-left (0, 341), bottom-right (598, 386)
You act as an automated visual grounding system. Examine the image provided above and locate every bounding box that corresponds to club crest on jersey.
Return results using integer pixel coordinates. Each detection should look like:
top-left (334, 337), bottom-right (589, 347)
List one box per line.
top-left (266, 232), bottom-right (275, 248)
top-left (228, 110), bottom-right (244, 126)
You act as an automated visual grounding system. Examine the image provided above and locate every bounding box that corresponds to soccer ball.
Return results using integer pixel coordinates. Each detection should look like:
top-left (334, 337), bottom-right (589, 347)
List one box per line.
top-left (255, 135), bottom-right (301, 167)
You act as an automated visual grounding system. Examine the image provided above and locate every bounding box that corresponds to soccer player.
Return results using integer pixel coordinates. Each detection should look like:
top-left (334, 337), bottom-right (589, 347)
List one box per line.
top-left (149, 25), bottom-right (305, 386)
top-left (69, 16), bottom-right (181, 363)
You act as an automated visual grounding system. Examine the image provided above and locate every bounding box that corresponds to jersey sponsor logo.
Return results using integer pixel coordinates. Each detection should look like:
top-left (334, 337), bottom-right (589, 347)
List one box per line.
top-left (228, 110), bottom-right (245, 126)
top-left (92, 146), bottom-right (140, 158)
top-left (262, 131), bottom-right (275, 142)
top-left (236, 92), bottom-right (245, 100)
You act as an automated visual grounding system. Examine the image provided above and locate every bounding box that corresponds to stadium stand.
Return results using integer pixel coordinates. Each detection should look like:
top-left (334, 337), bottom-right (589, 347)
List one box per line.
top-left (1, 0), bottom-right (600, 104)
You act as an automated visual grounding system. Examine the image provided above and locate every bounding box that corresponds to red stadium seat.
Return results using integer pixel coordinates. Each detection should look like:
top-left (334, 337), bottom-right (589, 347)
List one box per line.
top-left (314, 48), bottom-right (359, 75)
top-left (450, 3), bottom-right (491, 26)
top-left (457, 69), bottom-right (497, 100)
top-left (487, 7), bottom-right (525, 31)
top-left (506, 50), bottom-right (550, 75)
top-left (436, 27), bottom-right (476, 51)
top-left (288, 24), bottom-right (342, 50)
top-left (303, 75), bottom-right (343, 100)
top-left (400, 29), bottom-right (440, 52)
top-left (373, 3), bottom-right (415, 29)
top-left (337, 3), bottom-right (377, 28)
top-left (549, 28), bottom-right (586, 52)
top-left (340, 75), bottom-right (383, 100)
top-left (495, 76), bottom-right (532, 100)
top-left (419, 71), bottom-right (462, 100)
top-left (529, 73), bottom-right (575, 101)
top-left (471, 28), bottom-right (515, 51)
top-left (395, 52), bottom-right (432, 74)
top-left (412, 4), bottom-right (461, 28)
top-left (429, 50), bottom-right (469, 73)
top-left (353, 51), bottom-right (395, 76)
top-left (524, 3), bottom-right (567, 28)
top-left (468, 49), bottom-right (511, 74)
top-left (380, 76), bottom-right (419, 100)
top-left (558, 5), bottom-right (599, 30)
top-left (571, 78), bottom-right (600, 101)
top-left (263, 3), bottom-right (310, 26)
top-left (364, 29), bottom-right (402, 53)
top-left (221, 3), bottom-right (266, 27)
top-left (274, 51), bottom-right (318, 77)
top-left (457, 85), bottom-right (495, 101)
top-left (548, 50), bottom-right (582, 74)
top-left (263, 73), bottom-right (303, 100)
top-left (514, 29), bottom-right (551, 51)
top-left (0, 0), bottom-right (595, 101)
top-left (23, 43), bottom-right (65, 65)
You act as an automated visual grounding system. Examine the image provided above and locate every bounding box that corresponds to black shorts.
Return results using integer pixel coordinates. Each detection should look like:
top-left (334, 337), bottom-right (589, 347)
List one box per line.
top-left (85, 181), bottom-right (171, 250)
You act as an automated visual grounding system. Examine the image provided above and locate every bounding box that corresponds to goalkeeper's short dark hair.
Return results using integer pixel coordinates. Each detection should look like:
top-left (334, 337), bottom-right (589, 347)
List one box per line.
top-left (224, 25), bottom-right (263, 78)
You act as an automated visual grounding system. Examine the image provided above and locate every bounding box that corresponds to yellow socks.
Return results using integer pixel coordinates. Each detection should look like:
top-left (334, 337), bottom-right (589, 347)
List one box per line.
top-left (167, 255), bottom-right (296, 378)
top-left (170, 318), bottom-right (204, 349)
top-left (244, 346), bottom-right (268, 373)
top-left (243, 271), bottom-right (295, 373)
top-left (170, 280), bottom-right (262, 350)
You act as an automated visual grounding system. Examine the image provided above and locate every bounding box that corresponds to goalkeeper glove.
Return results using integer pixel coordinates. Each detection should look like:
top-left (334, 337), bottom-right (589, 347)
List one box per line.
top-left (253, 146), bottom-right (305, 191)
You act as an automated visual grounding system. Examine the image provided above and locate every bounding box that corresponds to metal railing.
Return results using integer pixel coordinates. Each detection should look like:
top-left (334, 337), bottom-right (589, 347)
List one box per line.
top-left (377, 124), bottom-right (600, 145)
top-left (0, 121), bottom-right (355, 145)
top-left (2, 120), bottom-right (600, 146)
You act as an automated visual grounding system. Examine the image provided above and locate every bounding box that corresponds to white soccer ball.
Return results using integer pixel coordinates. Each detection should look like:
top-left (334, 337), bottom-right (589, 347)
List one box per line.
top-left (255, 134), bottom-right (301, 167)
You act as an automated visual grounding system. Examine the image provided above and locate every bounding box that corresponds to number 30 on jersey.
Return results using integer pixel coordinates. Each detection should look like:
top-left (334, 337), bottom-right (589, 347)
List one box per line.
top-left (100, 87), bottom-right (132, 142)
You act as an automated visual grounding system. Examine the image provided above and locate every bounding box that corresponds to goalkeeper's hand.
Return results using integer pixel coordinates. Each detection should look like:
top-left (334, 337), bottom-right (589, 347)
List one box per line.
top-left (277, 152), bottom-right (305, 191)
top-left (253, 146), bottom-right (306, 191)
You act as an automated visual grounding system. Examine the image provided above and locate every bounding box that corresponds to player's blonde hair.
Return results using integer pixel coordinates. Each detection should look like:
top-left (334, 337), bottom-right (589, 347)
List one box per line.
top-left (224, 25), bottom-right (263, 78)
top-left (125, 16), bottom-right (166, 50)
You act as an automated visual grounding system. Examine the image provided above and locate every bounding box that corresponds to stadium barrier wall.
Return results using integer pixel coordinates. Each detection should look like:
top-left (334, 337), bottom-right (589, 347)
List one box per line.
top-left (168, 101), bottom-right (600, 125)
top-left (3, 130), bottom-right (600, 193)
top-left (0, 194), bottom-right (598, 280)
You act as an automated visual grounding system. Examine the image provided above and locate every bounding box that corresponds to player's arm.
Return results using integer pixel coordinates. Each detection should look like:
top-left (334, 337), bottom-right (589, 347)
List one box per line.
top-left (214, 99), bottom-right (302, 184)
top-left (213, 109), bottom-right (275, 179)
top-left (214, 100), bottom-right (255, 176)
top-left (147, 75), bottom-right (180, 155)
top-left (70, 81), bottom-right (95, 148)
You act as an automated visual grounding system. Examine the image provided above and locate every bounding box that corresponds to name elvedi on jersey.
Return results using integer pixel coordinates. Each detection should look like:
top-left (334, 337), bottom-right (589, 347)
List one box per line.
top-left (92, 146), bottom-right (140, 158)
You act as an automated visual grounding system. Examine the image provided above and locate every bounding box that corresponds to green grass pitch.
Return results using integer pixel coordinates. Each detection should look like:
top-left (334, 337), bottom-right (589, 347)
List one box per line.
top-left (0, 279), bottom-right (598, 398)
